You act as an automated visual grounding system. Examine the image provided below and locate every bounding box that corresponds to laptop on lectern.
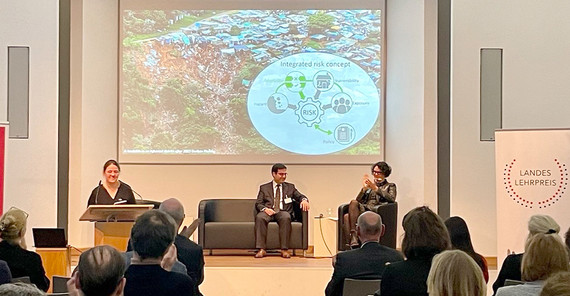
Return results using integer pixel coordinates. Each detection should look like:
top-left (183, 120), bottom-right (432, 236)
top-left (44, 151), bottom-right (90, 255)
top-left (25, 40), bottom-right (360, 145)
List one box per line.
top-left (32, 228), bottom-right (67, 248)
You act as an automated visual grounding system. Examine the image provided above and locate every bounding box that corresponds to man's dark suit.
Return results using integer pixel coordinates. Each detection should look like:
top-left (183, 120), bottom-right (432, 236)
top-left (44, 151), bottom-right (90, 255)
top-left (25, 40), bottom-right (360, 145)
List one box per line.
top-left (255, 181), bottom-right (307, 249)
top-left (174, 235), bottom-right (205, 296)
top-left (379, 256), bottom-right (433, 296)
top-left (127, 235), bottom-right (204, 295)
top-left (325, 242), bottom-right (404, 296)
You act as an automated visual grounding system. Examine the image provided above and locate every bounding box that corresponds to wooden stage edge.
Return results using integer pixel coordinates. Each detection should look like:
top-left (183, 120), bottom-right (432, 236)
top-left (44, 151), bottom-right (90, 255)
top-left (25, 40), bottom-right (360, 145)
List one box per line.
top-left (70, 247), bottom-right (497, 270)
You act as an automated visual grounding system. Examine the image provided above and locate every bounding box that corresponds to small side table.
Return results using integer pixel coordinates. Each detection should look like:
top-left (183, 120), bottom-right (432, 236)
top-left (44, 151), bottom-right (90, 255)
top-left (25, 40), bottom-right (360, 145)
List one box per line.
top-left (313, 216), bottom-right (338, 257)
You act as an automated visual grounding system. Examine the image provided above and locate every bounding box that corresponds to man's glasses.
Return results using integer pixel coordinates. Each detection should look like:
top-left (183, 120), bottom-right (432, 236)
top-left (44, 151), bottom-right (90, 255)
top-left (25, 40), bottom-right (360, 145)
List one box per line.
top-left (372, 170), bottom-right (383, 175)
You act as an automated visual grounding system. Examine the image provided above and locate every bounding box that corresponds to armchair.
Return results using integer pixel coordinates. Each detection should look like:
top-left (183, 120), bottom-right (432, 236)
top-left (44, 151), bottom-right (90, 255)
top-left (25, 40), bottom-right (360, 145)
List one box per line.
top-left (337, 202), bottom-right (398, 251)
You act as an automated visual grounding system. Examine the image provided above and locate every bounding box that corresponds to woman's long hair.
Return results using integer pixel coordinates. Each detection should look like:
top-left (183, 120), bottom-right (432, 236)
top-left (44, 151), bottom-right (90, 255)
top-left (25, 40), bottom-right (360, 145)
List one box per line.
top-left (401, 206), bottom-right (450, 259)
top-left (445, 216), bottom-right (486, 275)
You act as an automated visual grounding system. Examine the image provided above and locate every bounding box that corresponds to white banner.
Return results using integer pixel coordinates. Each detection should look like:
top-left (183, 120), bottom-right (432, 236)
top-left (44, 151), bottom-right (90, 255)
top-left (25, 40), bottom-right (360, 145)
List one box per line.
top-left (495, 129), bottom-right (570, 265)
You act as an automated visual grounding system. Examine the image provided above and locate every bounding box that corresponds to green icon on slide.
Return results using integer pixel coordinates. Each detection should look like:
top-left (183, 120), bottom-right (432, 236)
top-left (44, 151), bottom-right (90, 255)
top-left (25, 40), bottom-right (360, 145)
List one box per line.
top-left (284, 71), bottom-right (306, 92)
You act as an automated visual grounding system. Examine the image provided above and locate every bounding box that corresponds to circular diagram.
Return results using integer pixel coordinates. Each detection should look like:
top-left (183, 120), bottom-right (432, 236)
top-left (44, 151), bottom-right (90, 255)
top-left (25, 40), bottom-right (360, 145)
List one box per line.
top-left (247, 52), bottom-right (380, 155)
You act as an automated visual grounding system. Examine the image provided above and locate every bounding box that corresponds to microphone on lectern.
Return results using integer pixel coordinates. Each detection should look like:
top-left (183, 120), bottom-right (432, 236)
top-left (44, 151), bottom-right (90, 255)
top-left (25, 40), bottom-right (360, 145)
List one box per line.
top-left (94, 180), bottom-right (102, 205)
top-left (132, 189), bottom-right (144, 201)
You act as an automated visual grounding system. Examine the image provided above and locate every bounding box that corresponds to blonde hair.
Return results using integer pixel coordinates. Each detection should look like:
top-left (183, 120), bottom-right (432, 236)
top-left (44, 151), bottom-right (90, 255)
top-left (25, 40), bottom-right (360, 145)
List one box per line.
top-left (0, 282), bottom-right (45, 295)
top-left (540, 271), bottom-right (570, 296)
top-left (427, 250), bottom-right (486, 296)
top-left (527, 215), bottom-right (560, 241)
top-left (0, 208), bottom-right (27, 241)
top-left (522, 233), bottom-right (569, 281)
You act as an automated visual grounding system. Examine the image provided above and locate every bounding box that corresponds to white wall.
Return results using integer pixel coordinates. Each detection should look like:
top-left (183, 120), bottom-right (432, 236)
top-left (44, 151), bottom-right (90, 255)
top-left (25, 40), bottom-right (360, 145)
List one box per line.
top-left (69, 0), bottom-right (120, 246)
top-left (0, 0), bottom-right (439, 252)
top-left (451, 0), bottom-right (570, 256)
top-left (68, 0), bottom-right (437, 248)
top-left (9, 0), bottom-right (569, 260)
top-left (0, 0), bottom-right (59, 246)
top-left (385, 0), bottom-right (438, 233)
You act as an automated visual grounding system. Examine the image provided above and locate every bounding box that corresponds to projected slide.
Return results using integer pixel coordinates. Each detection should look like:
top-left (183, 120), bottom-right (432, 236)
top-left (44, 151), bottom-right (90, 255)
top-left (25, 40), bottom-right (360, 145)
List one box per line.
top-left (120, 9), bottom-right (383, 160)
top-left (248, 53), bottom-right (379, 154)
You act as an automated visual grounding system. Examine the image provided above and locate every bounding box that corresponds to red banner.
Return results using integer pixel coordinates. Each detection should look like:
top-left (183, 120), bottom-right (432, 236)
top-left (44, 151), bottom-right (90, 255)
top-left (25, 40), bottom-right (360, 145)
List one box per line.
top-left (0, 126), bottom-right (5, 214)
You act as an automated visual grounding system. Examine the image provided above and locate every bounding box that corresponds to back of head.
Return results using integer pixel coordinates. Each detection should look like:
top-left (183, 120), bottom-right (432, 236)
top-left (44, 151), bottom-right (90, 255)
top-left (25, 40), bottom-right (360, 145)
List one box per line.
top-left (444, 216), bottom-right (474, 253)
top-left (402, 206), bottom-right (450, 259)
top-left (444, 216), bottom-right (487, 277)
top-left (0, 282), bottom-right (45, 296)
top-left (357, 211), bottom-right (383, 238)
top-left (522, 233), bottom-right (569, 281)
top-left (540, 271), bottom-right (570, 296)
top-left (159, 198), bottom-right (185, 227)
top-left (0, 207), bottom-right (27, 242)
top-left (130, 210), bottom-right (176, 259)
top-left (427, 250), bottom-right (486, 296)
top-left (77, 245), bottom-right (126, 296)
top-left (527, 215), bottom-right (559, 239)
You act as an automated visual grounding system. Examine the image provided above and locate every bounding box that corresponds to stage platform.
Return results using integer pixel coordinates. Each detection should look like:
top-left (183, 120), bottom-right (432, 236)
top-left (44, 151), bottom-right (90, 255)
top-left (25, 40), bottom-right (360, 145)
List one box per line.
top-left (200, 254), bottom-right (334, 296)
top-left (68, 248), bottom-right (498, 295)
top-left (199, 254), bottom-right (498, 296)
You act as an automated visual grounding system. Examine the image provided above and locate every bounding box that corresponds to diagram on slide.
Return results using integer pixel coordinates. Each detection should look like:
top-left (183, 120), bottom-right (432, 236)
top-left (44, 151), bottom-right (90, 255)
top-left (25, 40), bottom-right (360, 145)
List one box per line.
top-left (247, 52), bottom-right (380, 155)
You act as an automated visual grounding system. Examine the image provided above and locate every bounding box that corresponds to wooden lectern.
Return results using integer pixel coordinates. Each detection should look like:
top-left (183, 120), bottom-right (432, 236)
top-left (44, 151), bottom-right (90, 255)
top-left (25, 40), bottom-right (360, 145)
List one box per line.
top-left (79, 205), bottom-right (153, 251)
top-left (36, 247), bottom-right (71, 292)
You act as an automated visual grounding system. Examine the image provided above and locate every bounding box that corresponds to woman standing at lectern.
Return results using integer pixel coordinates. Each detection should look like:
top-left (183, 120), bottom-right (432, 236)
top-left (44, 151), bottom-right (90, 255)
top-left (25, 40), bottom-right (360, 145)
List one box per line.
top-left (87, 159), bottom-right (136, 206)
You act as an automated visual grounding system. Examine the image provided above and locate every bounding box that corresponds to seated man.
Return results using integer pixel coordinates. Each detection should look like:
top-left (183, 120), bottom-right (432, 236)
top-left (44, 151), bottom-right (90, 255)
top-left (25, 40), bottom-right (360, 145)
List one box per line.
top-left (255, 163), bottom-right (310, 258)
top-left (159, 198), bottom-right (205, 296)
top-left (124, 210), bottom-right (195, 296)
top-left (67, 245), bottom-right (126, 296)
top-left (325, 211), bottom-right (403, 296)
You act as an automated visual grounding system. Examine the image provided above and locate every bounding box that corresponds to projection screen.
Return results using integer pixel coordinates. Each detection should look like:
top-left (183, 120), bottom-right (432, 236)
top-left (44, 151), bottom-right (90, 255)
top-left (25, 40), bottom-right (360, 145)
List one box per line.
top-left (119, 0), bottom-right (385, 164)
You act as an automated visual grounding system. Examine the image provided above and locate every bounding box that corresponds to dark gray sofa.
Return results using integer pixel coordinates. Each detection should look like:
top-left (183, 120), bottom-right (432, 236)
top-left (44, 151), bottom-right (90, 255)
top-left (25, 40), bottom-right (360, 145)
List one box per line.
top-left (198, 199), bottom-right (308, 253)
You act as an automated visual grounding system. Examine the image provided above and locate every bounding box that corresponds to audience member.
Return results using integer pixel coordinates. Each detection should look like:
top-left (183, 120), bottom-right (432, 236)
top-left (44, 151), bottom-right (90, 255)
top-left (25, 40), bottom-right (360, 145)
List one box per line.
top-left (325, 212), bottom-right (403, 296)
top-left (124, 210), bottom-right (194, 296)
top-left (444, 216), bottom-right (489, 282)
top-left (123, 249), bottom-right (188, 275)
top-left (496, 233), bottom-right (569, 296)
top-left (492, 214), bottom-right (560, 294)
top-left (159, 198), bottom-right (205, 295)
top-left (0, 260), bottom-right (12, 285)
top-left (0, 207), bottom-right (49, 291)
top-left (540, 271), bottom-right (570, 296)
top-left (66, 245), bottom-right (126, 296)
top-left (0, 282), bottom-right (45, 295)
top-left (427, 250), bottom-right (486, 296)
top-left (379, 206), bottom-right (450, 296)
